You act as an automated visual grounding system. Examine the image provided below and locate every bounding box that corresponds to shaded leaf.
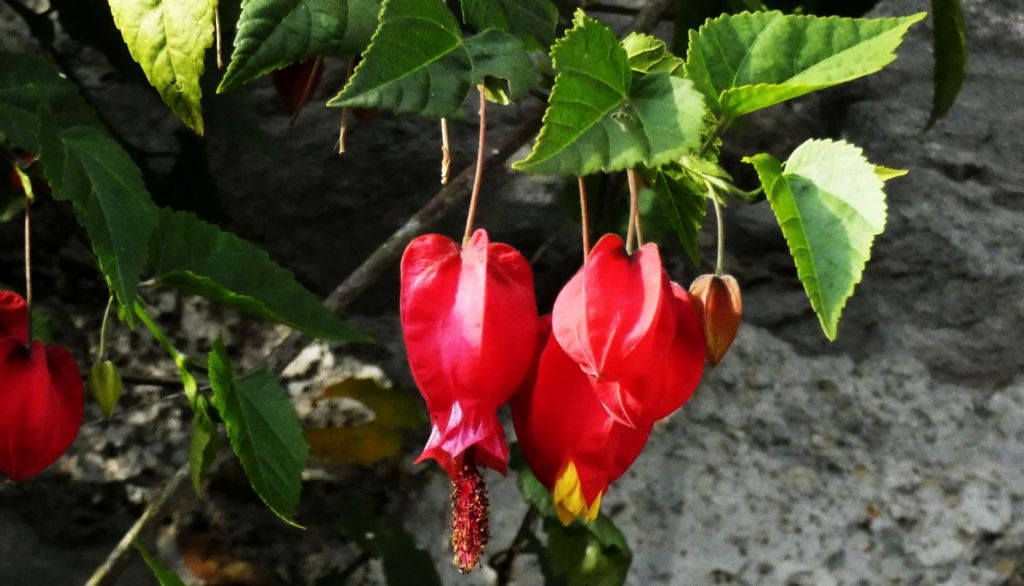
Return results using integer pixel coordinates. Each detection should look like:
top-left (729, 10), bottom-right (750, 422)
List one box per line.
top-left (189, 394), bottom-right (220, 494)
top-left (745, 139), bottom-right (890, 340)
top-left (209, 339), bottom-right (309, 525)
top-left (218, 0), bottom-right (382, 92)
top-left (646, 166), bottom-right (707, 266)
top-left (460, 0), bottom-right (558, 50)
top-left (135, 543), bottom-right (188, 586)
top-left (148, 209), bottom-right (369, 342)
top-left (108, 0), bottom-right (215, 133)
top-left (684, 11), bottom-right (926, 118)
top-left (305, 377), bottom-right (422, 466)
top-left (513, 11), bottom-right (706, 176)
top-left (328, 0), bottom-right (538, 117)
top-left (928, 0), bottom-right (967, 128)
top-left (37, 118), bottom-right (158, 309)
top-left (339, 499), bottom-right (442, 586)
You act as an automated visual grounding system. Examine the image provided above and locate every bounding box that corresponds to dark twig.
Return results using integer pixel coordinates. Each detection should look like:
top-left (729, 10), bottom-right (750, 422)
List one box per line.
top-left (491, 507), bottom-right (539, 586)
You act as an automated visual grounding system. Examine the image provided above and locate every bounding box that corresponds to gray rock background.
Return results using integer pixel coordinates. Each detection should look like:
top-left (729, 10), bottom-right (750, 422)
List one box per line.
top-left (1, 0), bottom-right (1023, 584)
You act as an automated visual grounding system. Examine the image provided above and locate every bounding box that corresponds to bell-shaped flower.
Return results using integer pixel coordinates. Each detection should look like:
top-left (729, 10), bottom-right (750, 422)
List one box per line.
top-left (0, 290), bottom-right (29, 342)
top-left (552, 234), bottom-right (676, 383)
top-left (512, 319), bottom-right (651, 525)
top-left (689, 274), bottom-right (742, 365)
top-left (401, 229), bottom-right (539, 571)
top-left (0, 337), bottom-right (84, 481)
top-left (589, 282), bottom-right (706, 428)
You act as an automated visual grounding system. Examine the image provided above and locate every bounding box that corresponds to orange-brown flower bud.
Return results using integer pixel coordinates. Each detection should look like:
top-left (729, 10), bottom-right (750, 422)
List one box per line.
top-left (689, 274), bottom-right (742, 366)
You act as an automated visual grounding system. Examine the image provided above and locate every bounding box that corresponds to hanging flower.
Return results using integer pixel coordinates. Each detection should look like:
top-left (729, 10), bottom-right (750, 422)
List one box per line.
top-left (400, 229), bottom-right (540, 570)
top-left (689, 274), bottom-right (742, 365)
top-left (0, 292), bottom-right (84, 482)
top-left (513, 318), bottom-right (651, 525)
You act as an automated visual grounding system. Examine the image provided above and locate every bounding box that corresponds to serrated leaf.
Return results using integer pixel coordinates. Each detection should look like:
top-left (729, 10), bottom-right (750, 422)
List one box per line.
top-left (37, 118), bottom-right (158, 309)
top-left (684, 11), bottom-right (926, 118)
top-left (622, 32), bottom-right (684, 76)
top-left (339, 499), bottom-right (442, 586)
top-left (460, 0), bottom-right (558, 51)
top-left (108, 0), bottom-right (215, 134)
top-left (327, 0), bottom-right (538, 117)
top-left (209, 339), bottom-right (309, 525)
top-left (218, 0), bottom-right (382, 92)
top-left (745, 139), bottom-right (889, 340)
top-left (513, 11), bottom-right (707, 176)
top-left (928, 0), bottom-right (966, 128)
top-left (148, 209), bottom-right (369, 343)
top-left (646, 166), bottom-right (707, 266)
top-left (135, 543), bottom-right (188, 586)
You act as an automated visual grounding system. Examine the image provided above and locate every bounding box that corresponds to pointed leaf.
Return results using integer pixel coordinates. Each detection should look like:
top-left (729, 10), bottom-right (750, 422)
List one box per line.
top-left (684, 11), bottom-right (926, 118)
top-left (188, 394), bottom-right (220, 494)
top-left (622, 32), bottom-right (684, 76)
top-left (646, 166), bottom-right (707, 266)
top-left (745, 139), bottom-right (889, 340)
top-left (135, 543), bottom-right (188, 586)
top-left (148, 209), bottom-right (369, 342)
top-left (513, 11), bottom-right (707, 176)
top-left (218, 0), bottom-right (382, 92)
top-left (460, 0), bottom-right (558, 50)
top-left (927, 0), bottom-right (966, 128)
top-left (328, 0), bottom-right (537, 117)
top-left (108, 0), bottom-right (215, 133)
top-left (37, 119), bottom-right (158, 309)
top-left (209, 339), bottom-right (309, 524)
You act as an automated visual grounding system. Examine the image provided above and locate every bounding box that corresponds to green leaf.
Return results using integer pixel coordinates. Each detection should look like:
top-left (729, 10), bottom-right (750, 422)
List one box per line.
top-left (544, 515), bottom-right (632, 586)
top-left (0, 51), bottom-right (98, 155)
top-left (327, 0), bottom-right (538, 117)
top-left (622, 32), bottom-right (684, 76)
top-left (460, 0), bottom-right (558, 51)
top-left (646, 166), bottom-right (707, 266)
top-left (684, 11), bottom-right (926, 118)
top-left (209, 339), bottom-right (309, 525)
top-left (874, 164), bottom-right (907, 181)
top-left (188, 394), bottom-right (220, 494)
top-left (218, 0), bottom-right (382, 92)
top-left (135, 543), bottom-right (188, 586)
top-left (745, 139), bottom-right (889, 340)
top-left (148, 209), bottom-right (369, 343)
top-left (37, 118), bottom-right (158, 309)
top-left (928, 0), bottom-right (966, 128)
top-left (339, 499), bottom-right (442, 586)
top-left (108, 0), bottom-right (215, 134)
top-left (513, 10), bottom-right (707, 176)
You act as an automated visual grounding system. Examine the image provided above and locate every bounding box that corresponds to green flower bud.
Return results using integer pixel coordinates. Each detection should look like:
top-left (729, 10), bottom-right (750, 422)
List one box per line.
top-left (89, 360), bottom-right (123, 418)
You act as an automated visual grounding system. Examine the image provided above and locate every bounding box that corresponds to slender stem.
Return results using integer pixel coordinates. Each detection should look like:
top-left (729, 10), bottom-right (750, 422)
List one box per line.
top-left (462, 86), bottom-right (487, 246)
top-left (627, 168), bottom-right (643, 251)
top-left (706, 179), bottom-right (725, 276)
top-left (440, 118), bottom-right (452, 185)
top-left (290, 55), bottom-right (323, 126)
top-left (492, 507), bottom-right (539, 586)
top-left (578, 177), bottom-right (591, 262)
top-left (336, 551), bottom-right (372, 584)
top-left (23, 198), bottom-right (32, 342)
top-left (214, 6), bottom-right (224, 69)
top-left (338, 57), bottom-right (356, 155)
top-left (98, 296), bottom-right (114, 361)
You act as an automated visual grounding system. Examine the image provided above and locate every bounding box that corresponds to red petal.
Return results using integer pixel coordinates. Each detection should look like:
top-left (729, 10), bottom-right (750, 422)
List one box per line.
top-left (512, 323), bottom-right (651, 505)
top-left (0, 340), bottom-right (84, 481)
top-left (416, 400), bottom-right (509, 479)
top-left (0, 291), bottom-right (29, 343)
top-left (552, 234), bottom-right (671, 380)
top-left (401, 229), bottom-right (539, 472)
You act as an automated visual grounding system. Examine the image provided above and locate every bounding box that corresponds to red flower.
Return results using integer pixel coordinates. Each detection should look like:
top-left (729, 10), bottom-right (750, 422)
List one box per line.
top-left (513, 318), bottom-right (651, 524)
top-left (401, 229), bottom-right (539, 571)
top-left (0, 292), bottom-right (84, 481)
top-left (0, 290), bottom-right (29, 343)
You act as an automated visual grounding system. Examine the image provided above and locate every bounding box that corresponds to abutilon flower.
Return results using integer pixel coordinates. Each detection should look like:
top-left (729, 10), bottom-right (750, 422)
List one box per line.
top-left (552, 234), bottom-right (705, 428)
top-left (400, 229), bottom-right (540, 570)
top-left (0, 292), bottom-right (84, 482)
top-left (689, 274), bottom-right (742, 365)
top-left (512, 318), bottom-right (652, 525)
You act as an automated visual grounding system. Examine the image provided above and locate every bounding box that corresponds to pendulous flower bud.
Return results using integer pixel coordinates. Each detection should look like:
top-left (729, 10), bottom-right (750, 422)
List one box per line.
top-left (689, 274), bottom-right (742, 365)
top-left (89, 360), bottom-right (123, 418)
